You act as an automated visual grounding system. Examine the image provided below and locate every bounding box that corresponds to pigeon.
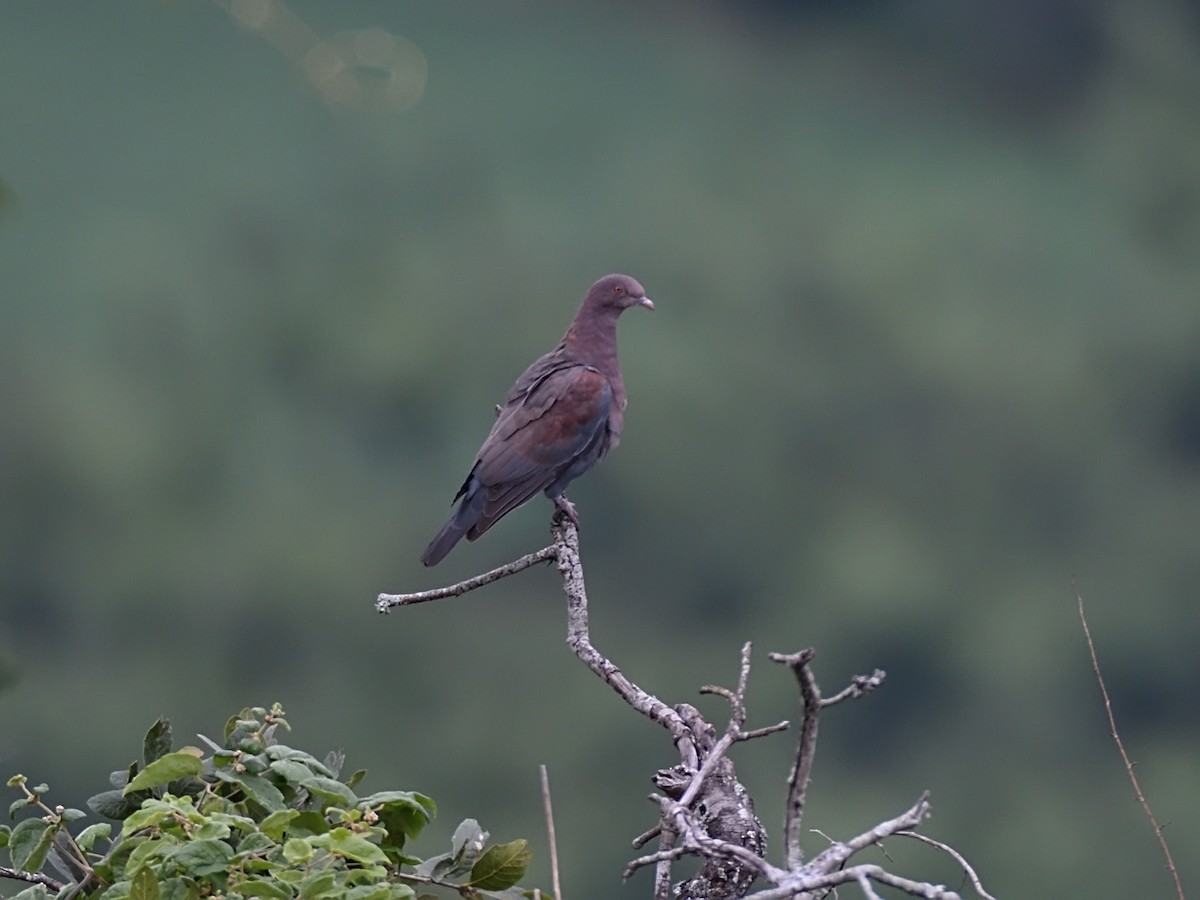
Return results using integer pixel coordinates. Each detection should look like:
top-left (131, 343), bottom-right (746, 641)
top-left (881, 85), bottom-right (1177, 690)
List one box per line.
top-left (421, 273), bottom-right (653, 566)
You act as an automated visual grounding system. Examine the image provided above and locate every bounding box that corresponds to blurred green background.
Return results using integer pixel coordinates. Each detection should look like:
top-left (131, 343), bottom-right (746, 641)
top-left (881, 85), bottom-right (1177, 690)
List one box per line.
top-left (2, 1), bottom-right (1198, 896)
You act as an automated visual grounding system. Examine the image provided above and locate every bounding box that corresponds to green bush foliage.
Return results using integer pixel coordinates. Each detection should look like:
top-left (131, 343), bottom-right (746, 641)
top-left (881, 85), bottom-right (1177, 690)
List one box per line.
top-left (1, 705), bottom-right (540, 900)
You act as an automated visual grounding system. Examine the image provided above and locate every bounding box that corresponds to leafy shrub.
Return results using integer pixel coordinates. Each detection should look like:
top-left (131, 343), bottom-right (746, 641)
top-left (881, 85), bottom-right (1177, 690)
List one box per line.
top-left (2, 705), bottom-right (540, 900)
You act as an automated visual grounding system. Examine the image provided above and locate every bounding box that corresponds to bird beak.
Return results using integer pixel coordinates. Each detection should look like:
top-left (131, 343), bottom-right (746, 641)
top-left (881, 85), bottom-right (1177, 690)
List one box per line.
top-left (638, 296), bottom-right (655, 310)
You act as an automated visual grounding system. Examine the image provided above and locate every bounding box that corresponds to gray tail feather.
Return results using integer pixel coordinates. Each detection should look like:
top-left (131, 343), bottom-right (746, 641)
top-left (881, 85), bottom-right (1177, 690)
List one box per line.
top-left (420, 482), bottom-right (484, 566)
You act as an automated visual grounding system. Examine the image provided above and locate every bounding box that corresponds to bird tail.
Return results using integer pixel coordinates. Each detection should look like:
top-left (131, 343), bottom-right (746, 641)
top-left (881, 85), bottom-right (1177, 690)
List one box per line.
top-left (420, 476), bottom-right (485, 566)
top-left (420, 517), bottom-right (468, 567)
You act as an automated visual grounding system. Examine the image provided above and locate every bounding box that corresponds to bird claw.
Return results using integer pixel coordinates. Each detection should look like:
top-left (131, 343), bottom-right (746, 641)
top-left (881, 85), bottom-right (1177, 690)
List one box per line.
top-left (552, 495), bottom-right (580, 528)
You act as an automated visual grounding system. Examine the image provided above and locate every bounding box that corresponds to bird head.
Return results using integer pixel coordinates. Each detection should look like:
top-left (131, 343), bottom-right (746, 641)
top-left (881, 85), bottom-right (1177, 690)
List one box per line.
top-left (588, 273), bottom-right (654, 313)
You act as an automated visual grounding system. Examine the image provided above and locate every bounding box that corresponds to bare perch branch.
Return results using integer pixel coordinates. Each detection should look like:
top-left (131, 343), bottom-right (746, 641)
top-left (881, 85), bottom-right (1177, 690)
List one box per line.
top-left (376, 518), bottom-right (985, 900)
top-left (1075, 583), bottom-right (1185, 900)
top-left (556, 529), bottom-right (772, 898)
top-left (553, 518), bottom-right (690, 741)
top-left (375, 544), bottom-right (557, 611)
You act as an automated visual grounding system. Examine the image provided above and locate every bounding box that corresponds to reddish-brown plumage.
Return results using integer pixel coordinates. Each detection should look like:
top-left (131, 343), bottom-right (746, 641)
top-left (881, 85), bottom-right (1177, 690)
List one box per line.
top-left (420, 274), bottom-right (653, 566)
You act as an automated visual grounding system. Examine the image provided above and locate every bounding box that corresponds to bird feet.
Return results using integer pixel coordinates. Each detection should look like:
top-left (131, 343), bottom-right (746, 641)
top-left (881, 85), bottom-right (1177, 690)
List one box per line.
top-left (551, 494), bottom-right (580, 529)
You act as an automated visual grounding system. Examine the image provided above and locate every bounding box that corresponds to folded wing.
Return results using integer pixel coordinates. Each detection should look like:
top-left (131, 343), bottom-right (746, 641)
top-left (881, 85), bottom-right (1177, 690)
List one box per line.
top-left (469, 363), bottom-right (613, 537)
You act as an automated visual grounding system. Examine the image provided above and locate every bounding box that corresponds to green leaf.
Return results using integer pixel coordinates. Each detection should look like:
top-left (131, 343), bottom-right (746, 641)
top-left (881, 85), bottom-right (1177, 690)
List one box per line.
top-left (345, 769), bottom-right (367, 790)
top-left (61, 807), bottom-right (88, 823)
top-left (159, 876), bottom-right (201, 900)
top-left (124, 752), bottom-right (203, 795)
top-left (143, 718), bottom-right (173, 767)
top-left (194, 820), bottom-right (231, 841)
top-left (267, 759), bottom-right (314, 785)
top-left (88, 789), bottom-right (138, 820)
top-left (230, 878), bottom-right (292, 898)
top-left (212, 770), bottom-right (286, 812)
top-left (76, 822), bottom-right (113, 851)
top-left (362, 792), bottom-right (434, 851)
top-left (129, 865), bottom-right (162, 900)
top-left (266, 747), bottom-right (333, 777)
top-left (122, 799), bottom-right (178, 835)
top-left (171, 838), bottom-right (234, 876)
top-left (0, 823), bottom-right (9, 847)
top-left (237, 830), bottom-right (278, 855)
top-left (319, 827), bottom-right (387, 865)
top-left (8, 886), bottom-right (51, 900)
top-left (127, 831), bottom-right (177, 872)
top-left (299, 777), bottom-right (357, 809)
top-left (99, 831), bottom-right (146, 876)
top-left (259, 809), bottom-right (300, 841)
top-left (282, 837), bottom-right (314, 864)
top-left (345, 865), bottom-right (388, 884)
top-left (208, 811), bottom-right (256, 833)
top-left (272, 869), bottom-right (304, 886)
top-left (236, 753), bottom-right (270, 776)
top-left (467, 840), bottom-right (531, 891)
top-left (358, 791), bottom-right (435, 817)
top-left (344, 885), bottom-right (416, 900)
top-left (8, 817), bottom-right (53, 872)
top-left (297, 871), bottom-right (336, 898)
top-left (239, 772), bottom-right (287, 811)
top-left (286, 811), bottom-right (330, 838)
top-left (9, 796), bottom-right (33, 817)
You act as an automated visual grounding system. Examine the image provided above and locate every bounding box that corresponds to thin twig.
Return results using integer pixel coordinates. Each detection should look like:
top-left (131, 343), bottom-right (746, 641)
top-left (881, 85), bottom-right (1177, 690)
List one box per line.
top-left (539, 765), bottom-right (563, 900)
top-left (896, 831), bottom-right (996, 900)
top-left (375, 543), bottom-right (557, 611)
top-left (821, 669), bottom-right (887, 708)
top-left (631, 822), bottom-right (661, 850)
top-left (803, 864), bottom-right (960, 899)
top-left (0, 866), bottom-right (68, 891)
top-left (622, 842), bottom-right (688, 882)
top-left (855, 869), bottom-right (886, 900)
top-left (805, 794), bottom-right (931, 876)
top-left (1075, 583), bottom-right (1185, 900)
top-left (739, 720), bottom-right (790, 741)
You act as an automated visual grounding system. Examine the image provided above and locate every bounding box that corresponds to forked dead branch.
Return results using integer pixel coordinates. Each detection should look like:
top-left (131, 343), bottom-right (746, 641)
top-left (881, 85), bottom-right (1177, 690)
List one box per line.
top-left (378, 518), bottom-right (993, 900)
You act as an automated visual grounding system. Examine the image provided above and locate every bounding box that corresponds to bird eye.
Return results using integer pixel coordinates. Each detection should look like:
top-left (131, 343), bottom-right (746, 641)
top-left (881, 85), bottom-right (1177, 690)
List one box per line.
top-left (614, 285), bottom-right (625, 295)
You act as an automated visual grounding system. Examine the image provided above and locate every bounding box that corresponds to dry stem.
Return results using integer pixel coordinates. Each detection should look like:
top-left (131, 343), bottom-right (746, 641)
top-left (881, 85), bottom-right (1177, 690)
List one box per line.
top-left (1075, 582), bottom-right (1185, 900)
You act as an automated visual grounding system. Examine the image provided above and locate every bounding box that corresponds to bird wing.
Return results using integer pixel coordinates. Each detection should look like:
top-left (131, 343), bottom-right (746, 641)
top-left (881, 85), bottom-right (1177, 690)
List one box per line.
top-left (469, 363), bottom-right (613, 535)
